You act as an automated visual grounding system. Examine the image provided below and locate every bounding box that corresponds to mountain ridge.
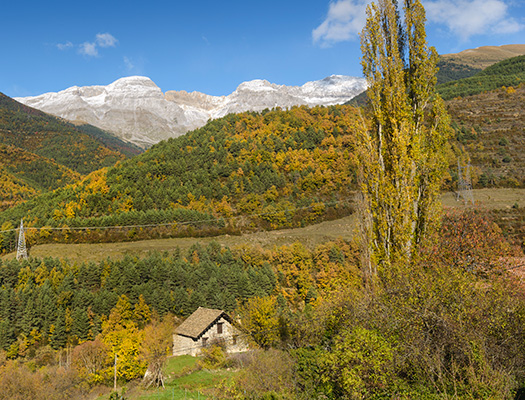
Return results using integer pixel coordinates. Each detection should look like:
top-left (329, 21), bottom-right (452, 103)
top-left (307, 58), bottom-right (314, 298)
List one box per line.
top-left (16, 75), bottom-right (367, 148)
top-left (441, 44), bottom-right (525, 69)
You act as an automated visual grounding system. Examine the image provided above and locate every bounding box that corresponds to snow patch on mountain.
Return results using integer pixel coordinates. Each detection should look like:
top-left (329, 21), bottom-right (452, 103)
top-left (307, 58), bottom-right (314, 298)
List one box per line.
top-left (16, 75), bottom-right (367, 148)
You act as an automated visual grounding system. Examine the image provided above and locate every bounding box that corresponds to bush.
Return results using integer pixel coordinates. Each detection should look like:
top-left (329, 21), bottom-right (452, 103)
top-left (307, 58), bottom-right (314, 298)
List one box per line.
top-left (198, 344), bottom-right (227, 370)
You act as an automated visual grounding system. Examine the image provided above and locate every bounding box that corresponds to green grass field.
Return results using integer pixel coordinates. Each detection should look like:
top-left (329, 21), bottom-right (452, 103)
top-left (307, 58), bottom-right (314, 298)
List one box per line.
top-left (105, 355), bottom-right (238, 400)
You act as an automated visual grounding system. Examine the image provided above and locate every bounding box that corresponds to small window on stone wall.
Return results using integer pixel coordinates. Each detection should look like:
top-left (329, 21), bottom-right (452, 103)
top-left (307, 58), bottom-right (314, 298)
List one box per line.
top-left (217, 322), bottom-right (223, 334)
top-left (202, 337), bottom-right (208, 346)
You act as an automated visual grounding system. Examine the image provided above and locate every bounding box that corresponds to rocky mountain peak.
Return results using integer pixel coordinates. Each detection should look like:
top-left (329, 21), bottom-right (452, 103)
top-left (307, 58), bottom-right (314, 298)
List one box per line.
top-left (15, 75), bottom-right (367, 148)
top-left (106, 76), bottom-right (160, 92)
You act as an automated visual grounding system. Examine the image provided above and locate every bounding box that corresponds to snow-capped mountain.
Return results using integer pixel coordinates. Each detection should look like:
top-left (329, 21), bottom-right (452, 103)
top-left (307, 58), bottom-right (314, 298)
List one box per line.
top-left (16, 75), bottom-right (367, 148)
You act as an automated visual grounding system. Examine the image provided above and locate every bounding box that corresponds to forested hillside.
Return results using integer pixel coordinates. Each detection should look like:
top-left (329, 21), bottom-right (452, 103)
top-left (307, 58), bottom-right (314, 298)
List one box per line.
top-left (436, 59), bottom-right (481, 84)
top-left (0, 92), bottom-right (143, 212)
top-left (447, 84), bottom-right (525, 187)
top-left (351, 55), bottom-right (525, 104)
top-left (0, 166), bottom-right (38, 212)
top-left (0, 144), bottom-right (81, 211)
top-left (73, 123), bottom-right (143, 159)
top-left (0, 106), bottom-right (361, 247)
top-left (0, 93), bottom-right (132, 174)
top-left (438, 55), bottom-right (525, 100)
top-left (1, 88), bottom-right (524, 251)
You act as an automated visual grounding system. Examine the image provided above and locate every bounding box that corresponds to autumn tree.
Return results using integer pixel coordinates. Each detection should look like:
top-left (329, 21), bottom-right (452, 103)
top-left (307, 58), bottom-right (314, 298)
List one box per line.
top-left (71, 337), bottom-right (108, 385)
top-left (357, 0), bottom-right (450, 278)
top-left (239, 296), bottom-right (279, 349)
top-left (101, 295), bottom-right (146, 382)
top-left (140, 316), bottom-right (174, 388)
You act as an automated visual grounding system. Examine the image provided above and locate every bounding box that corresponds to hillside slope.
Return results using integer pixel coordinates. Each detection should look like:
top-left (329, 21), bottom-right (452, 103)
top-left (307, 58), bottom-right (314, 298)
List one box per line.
top-left (440, 44), bottom-right (525, 69)
top-left (0, 144), bottom-right (81, 211)
top-left (0, 92), bottom-right (144, 209)
top-left (0, 105), bottom-right (361, 246)
top-left (0, 93), bottom-right (139, 174)
top-left (438, 55), bottom-right (525, 100)
top-left (1, 85), bottom-right (523, 249)
top-left (349, 45), bottom-right (525, 104)
top-left (446, 84), bottom-right (525, 187)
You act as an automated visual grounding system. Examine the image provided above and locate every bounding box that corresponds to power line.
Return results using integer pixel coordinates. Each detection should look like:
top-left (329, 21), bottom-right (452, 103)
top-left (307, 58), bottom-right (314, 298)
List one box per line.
top-left (0, 198), bottom-right (354, 234)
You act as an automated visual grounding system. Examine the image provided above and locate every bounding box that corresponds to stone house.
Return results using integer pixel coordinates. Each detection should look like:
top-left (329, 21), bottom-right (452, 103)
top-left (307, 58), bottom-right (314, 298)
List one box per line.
top-left (173, 307), bottom-right (248, 356)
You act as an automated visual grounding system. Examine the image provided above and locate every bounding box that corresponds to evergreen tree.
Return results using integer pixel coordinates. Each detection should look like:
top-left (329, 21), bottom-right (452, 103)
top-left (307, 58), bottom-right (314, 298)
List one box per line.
top-left (72, 308), bottom-right (91, 341)
top-left (35, 281), bottom-right (57, 334)
top-left (0, 319), bottom-right (15, 350)
top-left (50, 311), bottom-right (67, 349)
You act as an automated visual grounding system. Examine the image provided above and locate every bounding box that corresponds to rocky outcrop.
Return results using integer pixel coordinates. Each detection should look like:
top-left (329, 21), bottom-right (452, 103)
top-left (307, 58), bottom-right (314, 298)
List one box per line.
top-left (16, 75), bottom-right (367, 148)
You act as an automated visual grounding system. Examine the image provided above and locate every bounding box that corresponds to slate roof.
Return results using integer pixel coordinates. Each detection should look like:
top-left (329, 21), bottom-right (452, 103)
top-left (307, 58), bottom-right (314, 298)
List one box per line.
top-left (175, 307), bottom-right (232, 340)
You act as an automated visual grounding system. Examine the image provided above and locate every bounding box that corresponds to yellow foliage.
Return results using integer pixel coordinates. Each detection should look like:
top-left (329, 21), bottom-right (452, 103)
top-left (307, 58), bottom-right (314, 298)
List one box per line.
top-left (239, 296), bottom-right (279, 349)
top-left (84, 169), bottom-right (109, 194)
top-left (214, 196), bottom-right (234, 217)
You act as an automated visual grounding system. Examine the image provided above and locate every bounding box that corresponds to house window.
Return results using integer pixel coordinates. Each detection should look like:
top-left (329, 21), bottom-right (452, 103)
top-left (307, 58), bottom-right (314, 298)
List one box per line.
top-left (202, 337), bottom-right (208, 347)
top-left (217, 322), bottom-right (223, 334)
top-left (232, 335), bottom-right (237, 345)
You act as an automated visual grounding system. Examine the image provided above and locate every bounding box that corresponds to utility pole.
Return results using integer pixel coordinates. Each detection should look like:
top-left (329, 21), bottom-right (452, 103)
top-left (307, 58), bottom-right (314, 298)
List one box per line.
top-left (114, 352), bottom-right (118, 391)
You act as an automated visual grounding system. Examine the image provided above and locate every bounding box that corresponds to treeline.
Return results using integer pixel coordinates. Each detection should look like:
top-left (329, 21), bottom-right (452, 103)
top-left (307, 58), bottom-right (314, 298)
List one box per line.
top-left (0, 242), bottom-right (276, 355)
top-left (437, 55), bottom-right (525, 100)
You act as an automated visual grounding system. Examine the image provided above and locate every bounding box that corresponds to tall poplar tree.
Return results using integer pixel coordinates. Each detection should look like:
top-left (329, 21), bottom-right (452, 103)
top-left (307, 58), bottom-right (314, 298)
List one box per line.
top-left (357, 0), bottom-right (450, 278)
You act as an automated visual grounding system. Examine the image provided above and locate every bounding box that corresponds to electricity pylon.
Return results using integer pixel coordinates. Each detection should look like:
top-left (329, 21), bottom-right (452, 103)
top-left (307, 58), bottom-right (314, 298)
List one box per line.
top-left (457, 159), bottom-right (474, 206)
top-left (16, 219), bottom-right (28, 261)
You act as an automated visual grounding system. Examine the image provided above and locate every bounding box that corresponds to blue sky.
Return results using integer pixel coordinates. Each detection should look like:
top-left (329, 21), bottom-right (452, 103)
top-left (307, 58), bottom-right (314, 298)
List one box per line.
top-left (1, 0), bottom-right (523, 98)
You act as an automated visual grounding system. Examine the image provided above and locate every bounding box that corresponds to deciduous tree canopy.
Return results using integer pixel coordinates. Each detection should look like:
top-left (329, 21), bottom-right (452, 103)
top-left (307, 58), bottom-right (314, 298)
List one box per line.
top-left (357, 0), bottom-right (450, 277)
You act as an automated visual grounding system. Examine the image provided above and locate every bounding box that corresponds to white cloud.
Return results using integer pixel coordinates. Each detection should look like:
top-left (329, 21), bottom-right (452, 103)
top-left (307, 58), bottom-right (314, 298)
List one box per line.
top-left (123, 56), bottom-right (145, 75)
top-left (123, 56), bottom-right (134, 71)
top-left (96, 33), bottom-right (118, 48)
top-left (313, 0), bottom-right (523, 46)
top-left (492, 18), bottom-right (523, 34)
top-left (313, 0), bottom-right (371, 47)
top-left (79, 42), bottom-right (99, 57)
top-left (424, 0), bottom-right (523, 40)
top-left (75, 33), bottom-right (118, 57)
top-left (57, 41), bottom-right (73, 50)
